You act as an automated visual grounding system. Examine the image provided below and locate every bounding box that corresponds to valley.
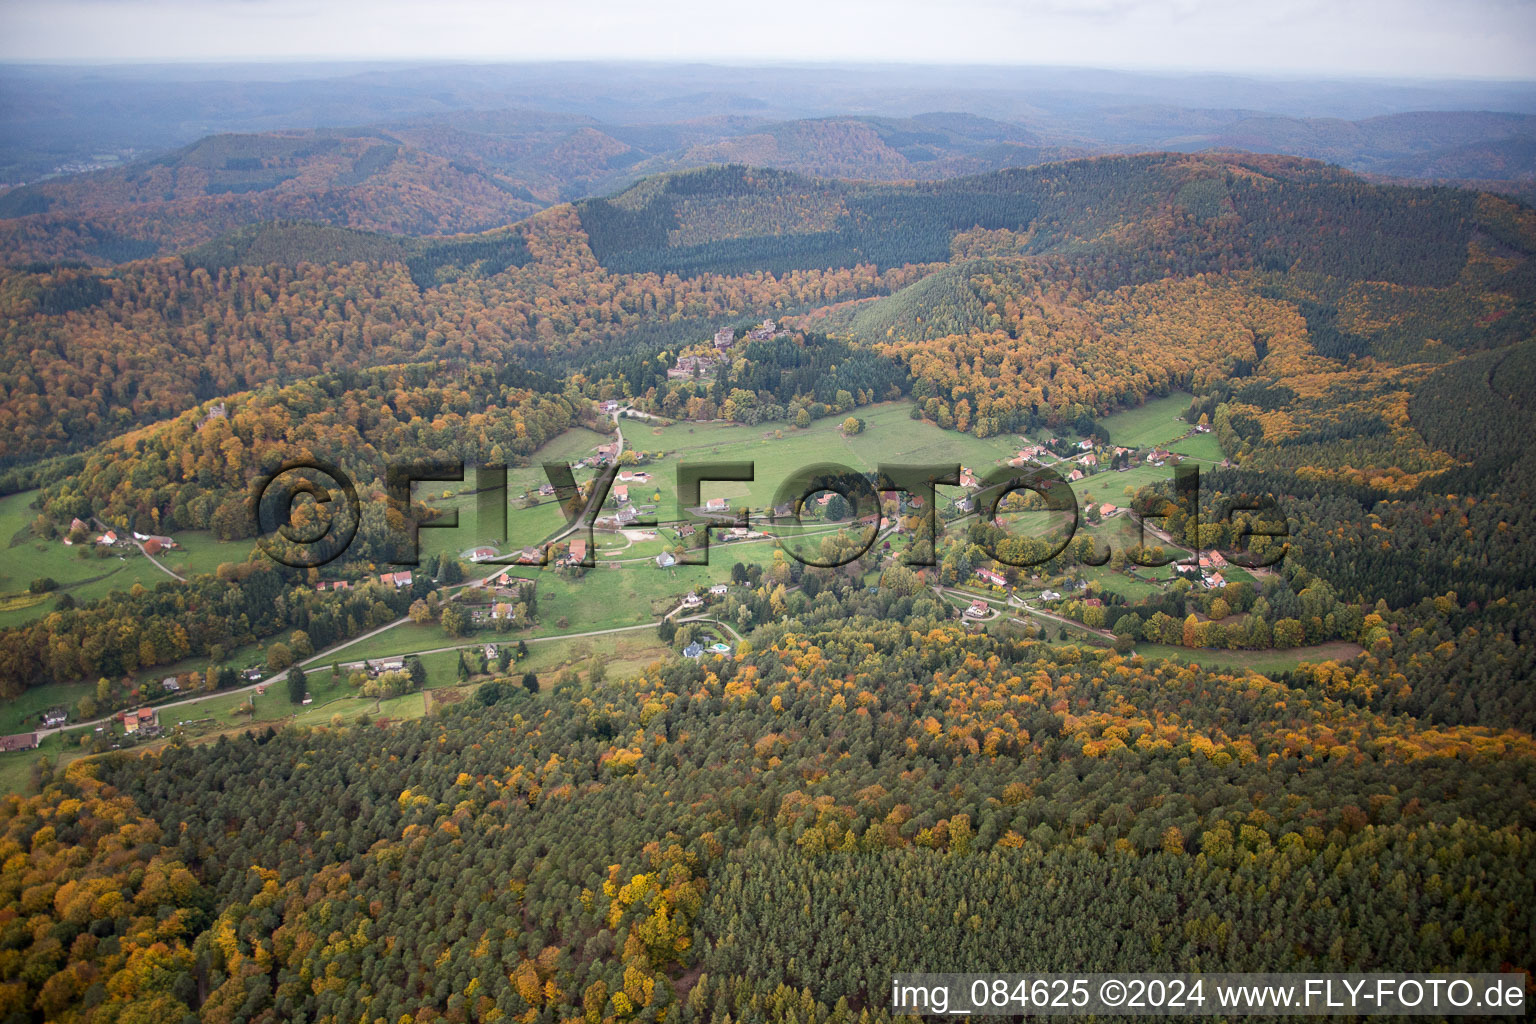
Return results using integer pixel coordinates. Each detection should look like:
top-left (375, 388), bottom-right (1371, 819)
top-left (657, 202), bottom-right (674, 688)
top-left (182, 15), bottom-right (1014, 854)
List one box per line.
top-left (0, 53), bottom-right (1531, 1024)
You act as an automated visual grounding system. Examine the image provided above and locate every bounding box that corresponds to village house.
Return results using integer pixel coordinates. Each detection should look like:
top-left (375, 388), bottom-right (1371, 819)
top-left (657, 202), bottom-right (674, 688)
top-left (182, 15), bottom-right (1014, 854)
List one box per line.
top-left (1078, 439), bottom-right (1095, 450)
top-left (1076, 452), bottom-right (1098, 467)
top-left (133, 531), bottom-right (178, 549)
top-left (1067, 469), bottom-right (1084, 482)
top-left (42, 707), bottom-right (68, 728)
top-left (0, 733), bottom-right (38, 752)
top-left (603, 400), bottom-right (620, 413)
top-left (709, 583), bottom-right (729, 596)
top-left (713, 327), bottom-right (735, 349)
top-left (96, 530), bottom-right (118, 546)
top-left (613, 484), bottom-right (629, 503)
top-left (62, 517), bottom-right (91, 545)
top-left (568, 539), bottom-right (587, 563)
top-left (965, 600), bottom-right (990, 619)
top-left (469, 546), bottom-right (499, 562)
top-left (681, 592), bottom-right (703, 609)
top-left (122, 708), bottom-right (158, 737)
top-left (959, 467), bottom-right (979, 489)
top-left (704, 497), bottom-right (730, 513)
top-left (975, 568), bottom-right (1007, 587)
top-left (161, 676), bottom-right (181, 693)
top-left (379, 571), bottom-right (413, 588)
top-left (1098, 503), bottom-right (1121, 518)
top-left (1040, 590), bottom-right (1062, 601)
top-left (656, 551), bottom-right (677, 568)
top-left (683, 641), bottom-right (704, 659)
top-left (615, 505), bottom-right (640, 526)
top-left (617, 470), bottom-right (651, 484)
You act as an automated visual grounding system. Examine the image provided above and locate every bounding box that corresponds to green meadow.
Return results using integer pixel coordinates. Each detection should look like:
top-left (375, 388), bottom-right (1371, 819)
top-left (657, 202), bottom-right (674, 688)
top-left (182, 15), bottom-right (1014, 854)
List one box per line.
top-left (1170, 432), bottom-right (1225, 462)
top-left (1097, 391), bottom-right (1193, 449)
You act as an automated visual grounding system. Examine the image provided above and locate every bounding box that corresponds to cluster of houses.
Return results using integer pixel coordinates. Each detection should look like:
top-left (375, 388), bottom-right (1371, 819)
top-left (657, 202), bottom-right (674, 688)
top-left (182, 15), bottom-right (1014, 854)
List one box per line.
top-left (343, 657), bottom-right (406, 677)
top-left (118, 707), bottom-right (159, 737)
top-left (1171, 551), bottom-right (1228, 589)
top-left (62, 516), bottom-right (182, 552)
top-left (0, 707), bottom-right (68, 753)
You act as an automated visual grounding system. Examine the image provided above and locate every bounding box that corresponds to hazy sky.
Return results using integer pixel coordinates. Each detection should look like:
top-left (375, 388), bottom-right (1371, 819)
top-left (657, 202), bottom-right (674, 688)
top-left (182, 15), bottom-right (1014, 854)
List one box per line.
top-left (2, 0), bottom-right (1534, 78)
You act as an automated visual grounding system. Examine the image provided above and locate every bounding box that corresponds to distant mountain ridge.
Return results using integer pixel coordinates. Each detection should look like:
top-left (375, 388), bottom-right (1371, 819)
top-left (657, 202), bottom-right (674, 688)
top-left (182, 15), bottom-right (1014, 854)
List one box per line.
top-left (1, 106), bottom-right (1531, 267)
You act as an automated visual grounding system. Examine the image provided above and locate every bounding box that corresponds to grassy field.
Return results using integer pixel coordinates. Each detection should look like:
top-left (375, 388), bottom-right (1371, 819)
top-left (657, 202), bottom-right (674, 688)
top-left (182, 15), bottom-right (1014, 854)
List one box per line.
top-left (0, 681), bottom-right (95, 734)
top-left (1098, 392), bottom-right (1193, 449)
top-left (637, 402), bottom-right (1032, 517)
top-left (0, 490), bottom-right (259, 630)
top-left (534, 541), bottom-right (781, 633)
top-left (0, 731), bottom-right (86, 796)
top-left (415, 427), bottom-right (612, 563)
top-left (1169, 432), bottom-right (1225, 462)
top-left (0, 491), bottom-right (171, 628)
top-left (1132, 641), bottom-right (1364, 673)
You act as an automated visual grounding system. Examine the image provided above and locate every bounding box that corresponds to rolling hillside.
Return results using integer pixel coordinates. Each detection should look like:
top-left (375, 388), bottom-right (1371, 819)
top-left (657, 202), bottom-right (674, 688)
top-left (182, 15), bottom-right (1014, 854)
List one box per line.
top-left (3, 101), bottom-right (1532, 266)
top-left (0, 132), bottom-right (540, 264)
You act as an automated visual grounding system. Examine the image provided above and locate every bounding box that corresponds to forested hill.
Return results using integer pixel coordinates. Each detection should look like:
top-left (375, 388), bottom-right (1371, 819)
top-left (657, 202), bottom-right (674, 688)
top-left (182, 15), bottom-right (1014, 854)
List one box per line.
top-left (573, 155), bottom-right (1487, 285)
top-left (1, 152), bottom-right (1532, 471)
top-left (4, 600), bottom-right (1532, 1024)
top-left (0, 131), bottom-right (541, 265)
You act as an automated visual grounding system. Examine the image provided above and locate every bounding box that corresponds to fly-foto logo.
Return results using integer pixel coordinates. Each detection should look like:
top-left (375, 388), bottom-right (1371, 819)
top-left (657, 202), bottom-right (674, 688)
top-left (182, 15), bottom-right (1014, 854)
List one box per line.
top-left (250, 458), bottom-right (1288, 571)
